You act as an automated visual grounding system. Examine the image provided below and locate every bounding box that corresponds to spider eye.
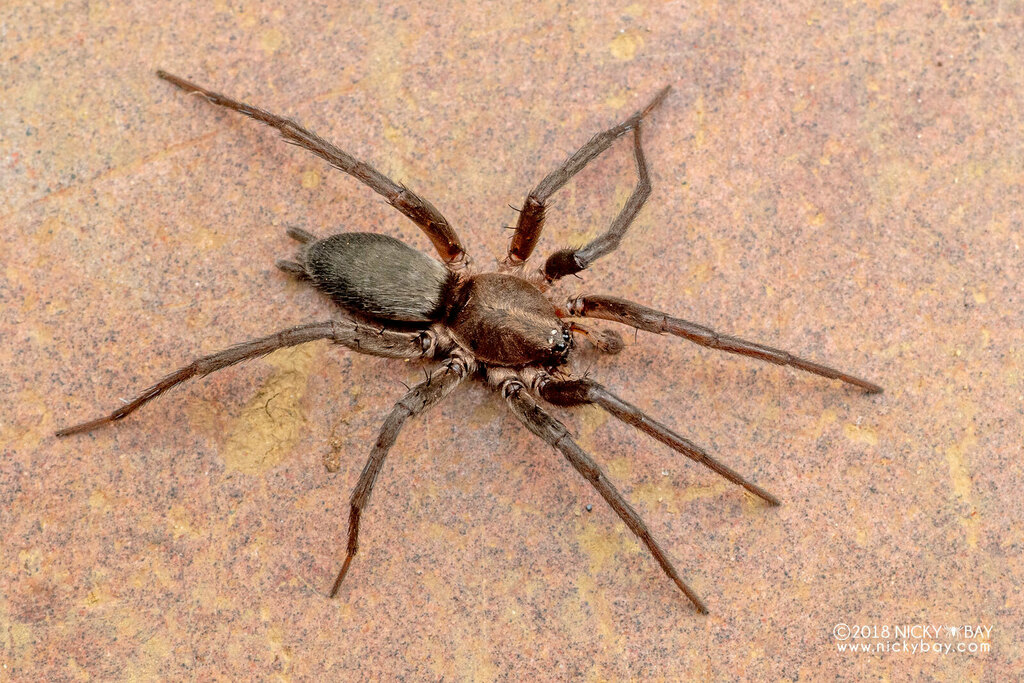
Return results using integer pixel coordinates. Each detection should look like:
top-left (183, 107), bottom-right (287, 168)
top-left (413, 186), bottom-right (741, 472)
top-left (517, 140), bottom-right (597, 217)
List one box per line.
top-left (550, 328), bottom-right (572, 360)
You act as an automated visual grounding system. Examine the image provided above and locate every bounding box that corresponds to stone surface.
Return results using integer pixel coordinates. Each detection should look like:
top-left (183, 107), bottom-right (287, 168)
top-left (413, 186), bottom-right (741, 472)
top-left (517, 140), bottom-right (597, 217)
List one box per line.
top-left (2, 1), bottom-right (1020, 679)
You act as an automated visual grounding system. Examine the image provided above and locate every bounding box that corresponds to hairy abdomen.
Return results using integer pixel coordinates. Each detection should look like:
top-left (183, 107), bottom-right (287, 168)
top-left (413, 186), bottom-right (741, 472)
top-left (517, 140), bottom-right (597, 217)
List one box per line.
top-left (302, 233), bottom-right (455, 322)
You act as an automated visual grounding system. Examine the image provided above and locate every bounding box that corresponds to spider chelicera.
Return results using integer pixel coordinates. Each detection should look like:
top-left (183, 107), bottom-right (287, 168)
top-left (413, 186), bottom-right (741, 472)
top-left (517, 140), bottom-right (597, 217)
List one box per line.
top-left (56, 71), bottom-right (882, 613)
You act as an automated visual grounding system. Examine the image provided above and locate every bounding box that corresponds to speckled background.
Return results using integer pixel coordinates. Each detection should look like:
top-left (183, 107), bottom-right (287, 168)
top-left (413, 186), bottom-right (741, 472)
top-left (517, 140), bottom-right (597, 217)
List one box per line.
top-left (3, 1), bottom-right (1021, 679)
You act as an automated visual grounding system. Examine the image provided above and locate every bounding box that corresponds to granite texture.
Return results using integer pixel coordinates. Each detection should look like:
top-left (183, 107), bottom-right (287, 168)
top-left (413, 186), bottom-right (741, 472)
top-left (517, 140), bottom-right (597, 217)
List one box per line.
top-left (2, 1), bottom-right (1021, 679)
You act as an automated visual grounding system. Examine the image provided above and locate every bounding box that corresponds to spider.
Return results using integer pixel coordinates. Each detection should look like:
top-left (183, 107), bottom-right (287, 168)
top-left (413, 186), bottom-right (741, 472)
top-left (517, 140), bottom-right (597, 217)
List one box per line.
top-left (56, 71), bottom-right (882, 614)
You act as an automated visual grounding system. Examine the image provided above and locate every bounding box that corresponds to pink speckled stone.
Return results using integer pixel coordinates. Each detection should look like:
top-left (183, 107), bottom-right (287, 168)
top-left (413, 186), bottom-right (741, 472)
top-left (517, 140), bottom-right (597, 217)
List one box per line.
top-left (2, 1), bottom-right (1020, 679)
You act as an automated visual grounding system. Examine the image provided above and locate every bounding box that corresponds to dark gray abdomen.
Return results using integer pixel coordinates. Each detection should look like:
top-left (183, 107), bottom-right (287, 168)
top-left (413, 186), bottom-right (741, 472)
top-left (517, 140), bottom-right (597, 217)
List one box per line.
top-left (303, 233), bottom-right (453, 322)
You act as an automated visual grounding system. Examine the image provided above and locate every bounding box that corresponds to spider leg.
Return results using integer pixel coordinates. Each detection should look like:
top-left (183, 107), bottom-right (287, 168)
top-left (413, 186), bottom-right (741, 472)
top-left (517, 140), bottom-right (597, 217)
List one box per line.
top-left (503, 86), bottom-right (670, 276)
top-left (497, 375), bottom-right (708, 614)
top-left (567, 295), bottom-right (883, 393)
top-left (156, 70), bottom-right (468, 267)
top-left (536, 376), bottom-right (779, 505)
top-left (56, 321), bottom-right (438, 436)
top-left (330, 354), bottom-right (474, 596)
top-left (543, 125), bottom-right (655, 282)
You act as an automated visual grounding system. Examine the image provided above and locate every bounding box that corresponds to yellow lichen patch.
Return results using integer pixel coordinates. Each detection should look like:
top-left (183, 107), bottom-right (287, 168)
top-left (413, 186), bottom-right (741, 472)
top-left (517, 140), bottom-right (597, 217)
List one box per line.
top-left (18, 546), bottom-right (42, 574)
top-left (419, 569), bottom-right (452, 613)
top-left (222, 344), bottom-right (318, 474)
top-left (187, 219), bottom-right (230, 252)
top-left (801, 408), bottom-right (837, 440)
top-left (260, 28), bottom-right (284, 55)
top-left (602, 456), bottom-right (632, 483)
top-left (692, 93), bottom-right (707, 148)
top-left (7, 261), bottom-right (41, 316)
top-left (187, 579), bottom-right (227, 615)
top-left (609, 30), bottom-right (643, 61)
top-left (84, 583), bottom-right (117, 608)
top-left (142, 632), bottom-right (173, 660)
top-left (843, 422), bottom-right (878, 446)
top-left (574, 573), bottom-right (626, 672)
top-left (301, 169), bottom-right (321, 189)
top-left (88, 488), bottom-right (116, 512)
top-left (576, 519), bottom-right (633, 575)
top-left (574, 403), bottom-right (610, 452)
top-left (426, 522), bottom-right (470, 554)
top-left (149, 550), bottom-right (177, 590)
top-left (551, 526), bottom-right (630, 673)
top-left (383, 123), bottom-right (404, 147)
top-left (676, 481), bottom-right (732, 502)
top-left (604, 91), bottom-right (628, 110)
top-left (1005, 348), bottom-right (1024, 388)
top-left (87, 0), bottom-right (109, 23)
top-left (32, 215), bottom-right (60, 246)
top-left (470, 391), bottom-right (504, 427)
top-left (123, 633), bottom-right (174, 681)
top-left (66, 658), bottom-right (92, 679)
top-left (945, 431), bottom-right (979, 549)
top-left (10, 622), bottom-right (32, 648)
top-left (266, 622), bottom-right (293, 667)
top-left (632, 478), bottom-right (682, 514)
top-left (232, 4), bottom-right (258, 27)
top-left (623, 3), bottom-right (644, 18)
top-left (685, 260), bottom-right (714, 288)
top-left (453, 636), bottom-right (498, 682)
top-left (167, 504), bottom-right (198, 539)
top-left (819, 138), bottom-right (843, 166)
top-left (872, 159), bottom-right (927, 209)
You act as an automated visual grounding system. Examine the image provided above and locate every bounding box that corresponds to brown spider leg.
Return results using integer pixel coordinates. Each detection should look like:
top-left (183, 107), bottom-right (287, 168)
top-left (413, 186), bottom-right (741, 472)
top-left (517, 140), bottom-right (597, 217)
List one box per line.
top-left (330, 354), bottom-right (474, 596)
top-left (567, 295), bottom-right (884, 393)
top-left (535, 376), bottom-right (780, 505)
top-left (498, 376), bottom-right (709, 614)
top-left (543, 125), bottom-right (654, 282)
top-left (56, 321), bottom-right (437, 437)
top-left (503, 86), bottom-right (670, 272)
top-left (156, 70), bottom-right (468, 268)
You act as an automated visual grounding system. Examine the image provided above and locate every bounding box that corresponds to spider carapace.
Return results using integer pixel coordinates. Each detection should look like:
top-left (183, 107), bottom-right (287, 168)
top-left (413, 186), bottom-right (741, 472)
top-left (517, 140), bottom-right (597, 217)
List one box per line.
top-left (56, 71), bottom-right (882, 614)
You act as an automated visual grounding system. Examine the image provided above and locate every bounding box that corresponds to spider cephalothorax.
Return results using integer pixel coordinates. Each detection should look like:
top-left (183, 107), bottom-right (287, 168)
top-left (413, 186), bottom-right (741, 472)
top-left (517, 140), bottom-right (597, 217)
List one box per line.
top-left (56, 71), bottom-right (881, 613)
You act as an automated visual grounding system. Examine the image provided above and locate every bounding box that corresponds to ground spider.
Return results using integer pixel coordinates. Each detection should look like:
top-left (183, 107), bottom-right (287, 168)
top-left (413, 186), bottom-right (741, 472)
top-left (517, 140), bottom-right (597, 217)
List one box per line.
top-left (56, 71), bottom-right (882, 613)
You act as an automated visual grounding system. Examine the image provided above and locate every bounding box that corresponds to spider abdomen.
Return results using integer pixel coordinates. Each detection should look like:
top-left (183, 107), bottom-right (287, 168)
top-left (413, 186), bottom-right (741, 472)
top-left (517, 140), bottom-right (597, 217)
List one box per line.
top-left (302, 232), bottom-right (456, 322)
